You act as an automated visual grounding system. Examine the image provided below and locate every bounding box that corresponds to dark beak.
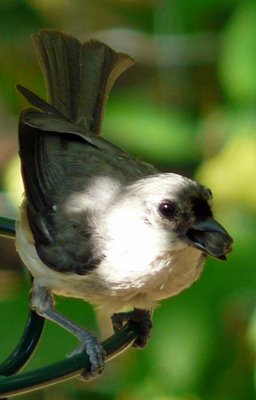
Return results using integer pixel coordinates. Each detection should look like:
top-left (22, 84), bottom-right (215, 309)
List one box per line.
top-left (186, 217), bottom-right (233, 260)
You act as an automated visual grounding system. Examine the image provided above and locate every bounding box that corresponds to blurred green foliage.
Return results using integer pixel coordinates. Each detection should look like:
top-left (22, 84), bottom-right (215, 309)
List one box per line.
top-left (0, 1), bottom-right (255, 399)
top-left (219, 2), bottom-right (256, 104)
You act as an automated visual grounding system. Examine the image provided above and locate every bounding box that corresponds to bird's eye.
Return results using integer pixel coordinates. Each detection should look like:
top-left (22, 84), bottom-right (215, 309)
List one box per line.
top-left (158, 200), bottom-right (177, 220)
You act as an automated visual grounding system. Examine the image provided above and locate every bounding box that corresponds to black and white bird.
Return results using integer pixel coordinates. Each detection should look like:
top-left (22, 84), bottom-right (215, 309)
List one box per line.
top-left (15, 30), bottom-right (233, 379)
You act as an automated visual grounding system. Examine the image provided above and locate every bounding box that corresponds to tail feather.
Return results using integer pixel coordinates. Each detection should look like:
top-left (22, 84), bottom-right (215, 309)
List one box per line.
top-left (31, 30), bottom-right (135, 135)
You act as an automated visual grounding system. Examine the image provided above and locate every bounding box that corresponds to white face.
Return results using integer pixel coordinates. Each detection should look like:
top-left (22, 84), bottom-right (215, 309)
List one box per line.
top-left (101, 175), bottom-right (200, 275)
top-left (103, 173), bottom-right (231, 271)
top-left (113, 172), bottom-right (211, 235)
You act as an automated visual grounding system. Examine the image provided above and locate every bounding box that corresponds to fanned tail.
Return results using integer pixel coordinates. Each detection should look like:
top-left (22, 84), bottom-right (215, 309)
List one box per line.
top-left (30, 29), bottom-right (134, 135)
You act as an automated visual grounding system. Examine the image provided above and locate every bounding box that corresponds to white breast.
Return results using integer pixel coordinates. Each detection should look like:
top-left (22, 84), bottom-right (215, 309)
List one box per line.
top-left (16, 202), bottom-right (206, 314)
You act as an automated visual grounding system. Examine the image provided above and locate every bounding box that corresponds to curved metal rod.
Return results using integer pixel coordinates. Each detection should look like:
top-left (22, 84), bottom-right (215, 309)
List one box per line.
top-left (0, 217), bottom-right (45, 375)
top-left (0, 311), bottom-right (45, 376)
top-left (0, 216), bottom-right (140, 397)
top-left (0, 216), bottom-right (16, 239)
top-left (0, 321), bottom-right (139, 398)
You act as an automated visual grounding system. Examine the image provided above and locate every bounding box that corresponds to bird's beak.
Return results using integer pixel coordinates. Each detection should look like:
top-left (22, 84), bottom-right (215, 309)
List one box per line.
top-left (185, 217), bottom-right (233, 260)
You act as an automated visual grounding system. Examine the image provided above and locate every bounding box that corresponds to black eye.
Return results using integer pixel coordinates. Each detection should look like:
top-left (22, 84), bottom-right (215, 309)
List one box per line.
top-left (158, 200), bottom-right (177, 219)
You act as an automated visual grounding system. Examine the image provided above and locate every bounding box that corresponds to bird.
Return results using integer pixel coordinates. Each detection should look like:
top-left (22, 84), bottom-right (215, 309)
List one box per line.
top-left (15, 29), bottom-right (233, 379)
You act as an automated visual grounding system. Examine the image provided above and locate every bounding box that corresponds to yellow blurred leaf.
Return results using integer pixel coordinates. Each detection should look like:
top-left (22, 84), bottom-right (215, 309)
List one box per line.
top-left (4, 154), bottom-right (23, 207)
top-left (197, 133), bottom-right (256, 212)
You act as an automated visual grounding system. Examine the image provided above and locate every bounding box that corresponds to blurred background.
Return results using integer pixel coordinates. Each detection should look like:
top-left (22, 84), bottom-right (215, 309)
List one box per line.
top-left (0, 0), bottom-right (255, 399)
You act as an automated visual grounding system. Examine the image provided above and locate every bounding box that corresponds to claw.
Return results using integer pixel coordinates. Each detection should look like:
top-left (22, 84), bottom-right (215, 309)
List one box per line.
top-left (70, 331), bottom-right (106, 380)
top-left (111, 308), bottom-right (153, 348)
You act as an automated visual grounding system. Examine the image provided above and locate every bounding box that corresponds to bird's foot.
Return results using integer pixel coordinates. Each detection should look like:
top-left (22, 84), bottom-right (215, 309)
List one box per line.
top-left (111, 308), bottom-right (153, 348)
top-left (30, 284), bottom-right (105, 380)
top-left (69, 330), bottom-right (106, 381)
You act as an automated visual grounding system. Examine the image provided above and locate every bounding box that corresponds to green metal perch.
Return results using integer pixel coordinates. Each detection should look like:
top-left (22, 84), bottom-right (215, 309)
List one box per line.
top-left (0, 217), bottom-right (139, 397)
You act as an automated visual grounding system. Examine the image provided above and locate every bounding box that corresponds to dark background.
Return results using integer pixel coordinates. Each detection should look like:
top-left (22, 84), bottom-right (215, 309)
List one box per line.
top-left (0, 1), bottom-right (255, 399)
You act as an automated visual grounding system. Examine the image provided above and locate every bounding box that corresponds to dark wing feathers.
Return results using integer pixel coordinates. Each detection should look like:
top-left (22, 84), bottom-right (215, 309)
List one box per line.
top-left (19, 113), bottom-right (103, 274)
top-left (18, 30), bottom-right (134, 274)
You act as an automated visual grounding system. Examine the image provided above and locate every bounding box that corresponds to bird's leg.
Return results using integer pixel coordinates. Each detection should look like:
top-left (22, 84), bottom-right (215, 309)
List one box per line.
top-left (111, 308), bottom-right (153, 348)
top-left (30, 283), bottom-right (105, 380)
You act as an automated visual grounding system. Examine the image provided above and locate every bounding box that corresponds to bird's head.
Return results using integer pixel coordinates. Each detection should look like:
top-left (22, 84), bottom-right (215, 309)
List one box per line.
top-left (122, 173), bottom-right (233, 260)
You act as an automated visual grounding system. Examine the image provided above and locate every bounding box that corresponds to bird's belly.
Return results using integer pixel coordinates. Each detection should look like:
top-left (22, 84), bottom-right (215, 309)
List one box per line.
top-left (147, 248), bottom-right (205, 301)
top-left (117, 247), bottom-right (206, 309)
top-left (16, 215), bottom-right (205, 313)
